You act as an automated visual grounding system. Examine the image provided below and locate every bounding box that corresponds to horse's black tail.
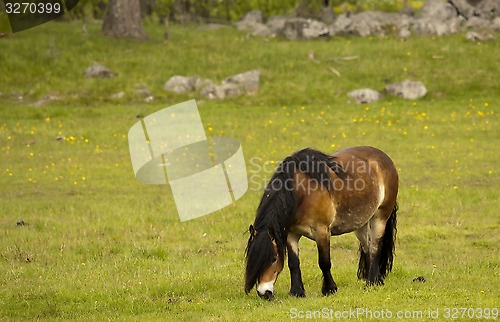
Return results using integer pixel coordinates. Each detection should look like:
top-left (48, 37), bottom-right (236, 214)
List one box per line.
top-left (357, 202), bottom-right (398, 280)
top-left (357, 246), bottom-right (369, 280)
top-left (379, 202), bottom-right (397, 278)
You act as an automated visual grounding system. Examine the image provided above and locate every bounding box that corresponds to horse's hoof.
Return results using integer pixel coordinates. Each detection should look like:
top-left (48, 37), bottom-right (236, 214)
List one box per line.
top-left (322, 285), bottom-right (338, 296)
top-left (289, 290), bottom-right (306, 298)
top-left (367, 279), bottom-right (384, 286)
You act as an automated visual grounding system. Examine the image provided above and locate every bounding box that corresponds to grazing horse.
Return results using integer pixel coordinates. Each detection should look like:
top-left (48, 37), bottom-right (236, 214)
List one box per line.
top-left (245, 146), bottom-right (398, 300)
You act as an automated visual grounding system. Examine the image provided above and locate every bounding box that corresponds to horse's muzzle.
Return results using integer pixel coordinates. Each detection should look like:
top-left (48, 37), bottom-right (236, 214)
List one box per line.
top-left (259, 290), bottom-right (274, 301)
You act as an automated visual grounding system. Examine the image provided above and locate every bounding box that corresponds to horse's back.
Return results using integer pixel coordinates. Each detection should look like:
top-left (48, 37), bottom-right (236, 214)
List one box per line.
top-left (327, 146), bottom-right (398, 234)
top-left (332, 146), bottom-right (395, 170)
top-left (332, 146), bottom-right (398, 181)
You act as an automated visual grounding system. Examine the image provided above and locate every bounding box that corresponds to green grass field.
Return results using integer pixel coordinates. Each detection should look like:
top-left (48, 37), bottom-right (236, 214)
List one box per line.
top-left (0, 20), bottom-right (499, 321)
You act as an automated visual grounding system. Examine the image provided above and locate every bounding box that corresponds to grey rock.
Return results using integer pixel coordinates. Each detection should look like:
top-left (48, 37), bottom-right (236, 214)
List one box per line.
top-left (492, 17), bottom-right (500, 31)
top-left (318, 6), bottom-right (336, 25)
top-left (417, 0), bottom-right (456, 21)
top-left (471, 0), bottom-right (500, 20)
top-left (135, 83), bottom-right (152, 97)
top-left (267, 15), bottom-right (288, 34)
top-left (411, 18), bottom-right (461, 36)
top-left (465, 16), bottom-right (492, 29)
top-left (200, 82), bottom-right (242, 100)
top-left (163, 75), bottom-right (201, 93)
top-left (465, 31), bottom-right (494, 41)
top-left (385, 80), bottom-right (427, 100)
top-left (348, 88), bottom-right (382, 104)
top-left (110, 91), bottom-right (125, 100)
top-left (235, 10), bottom-right (264, 31)
top-left (235, 11), bottom-right (276, 37)
top-left (330, 11), bottom-right (411, 37)
top-left (242, 10), bottom-right (264, 24)
top-left (200, 80), bottom-right (223, 99)
top-left (201, 70), bottom-right (258, 100)
top-left (301, 19), bottom-right (330, 39)
top-left (329, 14), bottom-right (352, 36)
top-left (200, 70), bottom-right (260, 99)
top-left (191, 77), bottom-right (208, 91)
top-left (164, 70), bottom-right (261, 99)
top-left (220, 83), bottom-right (243, 98)
top-left (223, 70), bottom-right (260, 94)
top-left (446, 0), bottom-right (475, 19)
top-left (84, 63), bottom-right (116, 78)
top-left (398, 27), bottom-right (412, 39)
top-left (281, 18), bottom-right (329, 39)
top-left (412, 0), bottom-right (476, 35)
top-left (251, 23), bottom-right (274, 37)
top-left (233, 0), bottom-right (499, 41)
top-left (412, 0), bottom-right (466, 35)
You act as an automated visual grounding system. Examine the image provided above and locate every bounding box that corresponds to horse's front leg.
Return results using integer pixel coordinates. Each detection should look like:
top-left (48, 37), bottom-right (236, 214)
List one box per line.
top-left (287, 233), bottom-right (305, 297)
top-left (316, 228), bottom-right (337, 296)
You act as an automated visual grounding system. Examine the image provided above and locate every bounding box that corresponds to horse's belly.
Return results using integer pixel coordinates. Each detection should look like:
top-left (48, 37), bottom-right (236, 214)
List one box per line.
top-left (329, 201), bottom-right (379, 235)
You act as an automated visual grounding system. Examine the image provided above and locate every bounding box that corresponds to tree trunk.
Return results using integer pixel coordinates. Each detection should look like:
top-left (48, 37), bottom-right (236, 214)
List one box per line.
top-left (102, 0), bottom-right (148, 40)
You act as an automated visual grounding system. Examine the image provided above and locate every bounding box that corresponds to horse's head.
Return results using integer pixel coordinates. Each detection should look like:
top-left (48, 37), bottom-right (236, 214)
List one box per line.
top-left (245, 224), bottom-right (284, 300)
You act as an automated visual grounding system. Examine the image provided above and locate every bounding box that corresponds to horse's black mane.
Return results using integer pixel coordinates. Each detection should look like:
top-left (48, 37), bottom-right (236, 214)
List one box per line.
top-left (245, 148), bottom-right (342, 293)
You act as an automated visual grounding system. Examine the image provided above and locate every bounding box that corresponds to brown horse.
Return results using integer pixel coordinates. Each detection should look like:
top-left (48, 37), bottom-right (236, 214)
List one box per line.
top-left (245, 146), bottom-right (398, 300)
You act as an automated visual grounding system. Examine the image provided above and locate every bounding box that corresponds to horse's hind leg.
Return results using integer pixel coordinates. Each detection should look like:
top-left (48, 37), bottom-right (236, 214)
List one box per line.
top-left (366, 216), bottom-right (387, 285)
top-left (315, 227), bottom-right (338, 296)
top-left (287, 233), bottom-right (305, 297)
top-left (355, 209), bottom-right (393, 286)
top-left (354, 224), bottom-right (370, 281)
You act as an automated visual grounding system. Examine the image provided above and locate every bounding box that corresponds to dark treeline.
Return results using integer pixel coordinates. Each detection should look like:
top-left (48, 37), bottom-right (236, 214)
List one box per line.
top-left (74, 0), bottom-right (404, 24)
